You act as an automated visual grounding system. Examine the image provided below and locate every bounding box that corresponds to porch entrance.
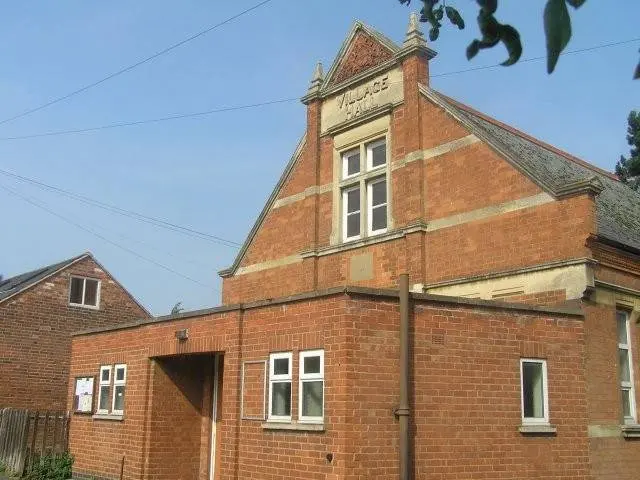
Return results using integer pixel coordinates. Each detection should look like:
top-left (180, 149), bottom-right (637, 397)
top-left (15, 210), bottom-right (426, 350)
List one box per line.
top-left (146, 352), bottom-right (223, 480)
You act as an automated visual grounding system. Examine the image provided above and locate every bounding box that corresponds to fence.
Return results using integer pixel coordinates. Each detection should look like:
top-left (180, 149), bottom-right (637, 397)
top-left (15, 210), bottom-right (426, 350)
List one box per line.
top-left (0, 408), bottom-right (70, 477)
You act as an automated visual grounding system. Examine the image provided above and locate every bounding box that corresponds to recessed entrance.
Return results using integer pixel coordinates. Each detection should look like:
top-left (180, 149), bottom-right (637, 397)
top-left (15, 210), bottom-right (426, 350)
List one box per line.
top-left (146, 353), bottom-right (222, 480)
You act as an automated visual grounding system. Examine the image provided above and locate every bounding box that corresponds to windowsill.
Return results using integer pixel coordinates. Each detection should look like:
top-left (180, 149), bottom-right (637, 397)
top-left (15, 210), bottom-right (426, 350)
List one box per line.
top-left (302, 229), bottom-right (405, 258)
top-left (92, 413), bottom-right (124, 421)
top-left (622, 424), bottom-right (640, 438)
top-left (262, 421), bottom-right (325, 432)
top-left (518, 423), bottom-right (557, 435)
top-left (69, 303), bottom-right (100, 311)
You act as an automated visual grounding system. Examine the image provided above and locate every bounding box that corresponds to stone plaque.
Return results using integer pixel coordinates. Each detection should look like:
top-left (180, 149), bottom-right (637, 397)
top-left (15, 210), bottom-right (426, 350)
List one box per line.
top-left (321, 67), bottom-right (403, 134)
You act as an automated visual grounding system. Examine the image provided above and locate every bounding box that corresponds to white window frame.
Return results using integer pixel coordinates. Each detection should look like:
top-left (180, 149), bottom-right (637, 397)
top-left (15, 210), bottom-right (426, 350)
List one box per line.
top-left (520, 358), bottom-right (549, 425)
top-left (340, 136), bottom-right (388, 243)
top-left (299, 350), bottom-right (325, 423)
top-left (69, 276), bottom-right (101, 309)
top-left (268, 352), bottom-right (292, 422)
top-left (111, 364), bottom-right (127, 415)
top-left (96, 365), bottom-right (112, 415)
top-left (367, 177), bottom-right (388, 236)
top-left (366, 138), bottom-right (387, 171)
top-left (342, 148), bottom-right (361, 179)
top-left (342, 185), bottom-right (362, 242)
top-left (617, 310), bottom-right (636, 424)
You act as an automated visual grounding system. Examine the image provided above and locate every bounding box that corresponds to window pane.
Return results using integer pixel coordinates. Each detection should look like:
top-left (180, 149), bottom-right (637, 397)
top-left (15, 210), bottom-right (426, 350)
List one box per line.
top-left (522, 362), bottom-right (544, 419)
top-left (619, 349), bottom-right (631, 382)
top-left (271, 382), bottom-right (291, 416)
top-left (70, 278), bottom-right (83, 304)
top-left (273, 358), bottom-right (289, 376)
top-left (84, 279), bottom-right (99, 306)
top-left (113, 385), bottom-right (125, 412)
top-left (371, 180), bottom-right (386, 206)
top-left (370, 142), bottom-right (386, 168)
top-left (115, 367), bottom-right (126, 382)
top-left (346, 188), bottom-right (360, 213)
top-left (371, 205), bottom-right (387, 231)
top-left (99, 386), bottom-right (111, 411)
top-left (346, 152), bottom-right (360, 176)
top-left (617, 314), bottom-right (628, 344)
top-left (101, 369), bottom-right (110, 382)
top-left (302, 381), bottom-right (323, 417)
top-left (622, 389), bottom-right (632, 418)
top-left (304, 356), bottom-right (321, 375)
top-left (347, 212), bottom-right (360, 238)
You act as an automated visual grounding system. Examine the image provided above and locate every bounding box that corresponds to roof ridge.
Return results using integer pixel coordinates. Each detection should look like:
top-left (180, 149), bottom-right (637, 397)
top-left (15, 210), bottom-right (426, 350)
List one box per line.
top-left (436, 91), bottom-right (619, 182)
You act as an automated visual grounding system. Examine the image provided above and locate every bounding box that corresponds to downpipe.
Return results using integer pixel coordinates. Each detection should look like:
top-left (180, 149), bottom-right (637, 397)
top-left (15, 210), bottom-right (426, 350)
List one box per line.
top-left (397, 273), bottom-right (410, 480)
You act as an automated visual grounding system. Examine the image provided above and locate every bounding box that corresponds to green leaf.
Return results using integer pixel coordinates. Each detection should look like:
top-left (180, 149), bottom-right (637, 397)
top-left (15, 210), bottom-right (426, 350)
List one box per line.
top-left (544, 0), bottom-right (572, 73)
top-left (499, 25), bottom-right (523, 66)
top-left (434, 5), bottom-right (444, 21)
top-left (429, 26), bottom-right (440, 41)
top-left (477, 0), bottom-right (498, 14)
top-left (466, 40), bottom-right (481, 60)
top-left (635, 58), bottom-right (640, 80)
top-left (445, 6), bottom-right (465, 30)
top-left (565, 0), bottom-right (586, 8)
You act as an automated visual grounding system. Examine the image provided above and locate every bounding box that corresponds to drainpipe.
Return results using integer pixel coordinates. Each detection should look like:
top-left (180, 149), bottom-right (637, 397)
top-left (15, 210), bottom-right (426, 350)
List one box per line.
top-left (398, 273), bottom-right (410, 480)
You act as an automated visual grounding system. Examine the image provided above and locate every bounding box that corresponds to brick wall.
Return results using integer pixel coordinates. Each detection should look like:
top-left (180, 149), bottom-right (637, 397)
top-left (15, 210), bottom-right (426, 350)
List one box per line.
top-left (586, 248), bottom-right (640, 480)
top-left (221, 58), bottom-right (596, 307)
top-left (68, 291), bottom-right (589, 480)
top-left (0, 256), bottom-right (148, 411)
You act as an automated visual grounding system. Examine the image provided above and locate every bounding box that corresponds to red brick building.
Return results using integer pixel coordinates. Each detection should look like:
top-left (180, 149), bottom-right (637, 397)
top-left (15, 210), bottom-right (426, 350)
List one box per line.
top-left (0, 253), bottom-right (149, 411)
top-left (67, 15), bottom-right (640, 480)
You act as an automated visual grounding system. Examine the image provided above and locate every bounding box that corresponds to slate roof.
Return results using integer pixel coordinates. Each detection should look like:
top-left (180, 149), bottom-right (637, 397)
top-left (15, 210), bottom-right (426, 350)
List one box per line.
top-left (0, 253), bottom-right (89, 303)
top-left (423, 87), bottom-right (640, 253)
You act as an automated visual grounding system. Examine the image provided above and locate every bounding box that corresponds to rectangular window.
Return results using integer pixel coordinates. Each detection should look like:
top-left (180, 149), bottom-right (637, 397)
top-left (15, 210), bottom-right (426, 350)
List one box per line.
top-left (299, 350), bottom-right (324, 422)
top-left (342, 186), bottom-right (361, 241)
top-left (342, 148), bottom-right (360, 178)
top-left (269, 352), bottom-right (292, 421)
top-left (112, 364), bottom-right (127, 415)
top-left (340, 137), bottom-right (388, 242)
top-left (617, 310), bottom-right (636, 424)
top-left (367, 178), bottom-right (387, 235)
top-left (367, 138), bottom-right (387, 170)
top-left (69, 277), bottom-right (100, 308)
top-left (97, 366), bottom-right (111, 414)
top-left (520, 359), bottom-right (549, 424)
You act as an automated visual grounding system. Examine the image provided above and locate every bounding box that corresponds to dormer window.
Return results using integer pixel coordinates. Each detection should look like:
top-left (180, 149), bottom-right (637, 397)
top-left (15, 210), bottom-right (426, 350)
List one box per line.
top-left (69, 276), bottom-right (101, 309)
top-left (340, 137), bottom-right (388, 242)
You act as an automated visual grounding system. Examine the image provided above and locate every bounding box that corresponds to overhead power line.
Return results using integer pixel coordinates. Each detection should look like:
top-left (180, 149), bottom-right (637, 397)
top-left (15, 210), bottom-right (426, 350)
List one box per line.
top-left (0, 182), bottom-right (217, 290)
top-left (0, 36), bottom-right (636, 142)
top-left (431, 37), bottom-right (640, 78)
top-left (0, 168), bottom-right (242, 248)
top-left (0, 0), bottom-right (273, 127)
top-left (0, 98), bottom-right (297, 141)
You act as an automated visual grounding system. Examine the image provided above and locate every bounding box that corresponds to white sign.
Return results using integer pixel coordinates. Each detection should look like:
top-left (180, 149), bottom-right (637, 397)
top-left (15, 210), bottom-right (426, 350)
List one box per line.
top-left (74, 376), bottom-right (94, 413)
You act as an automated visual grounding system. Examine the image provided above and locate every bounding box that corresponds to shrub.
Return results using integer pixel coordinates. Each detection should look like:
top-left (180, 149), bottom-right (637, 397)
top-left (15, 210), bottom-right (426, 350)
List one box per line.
top-left (24, 452), bottom-right (74, 480)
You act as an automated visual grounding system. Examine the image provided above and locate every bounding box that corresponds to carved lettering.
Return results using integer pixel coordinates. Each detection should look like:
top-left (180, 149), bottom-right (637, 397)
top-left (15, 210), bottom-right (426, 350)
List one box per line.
top-left (336, 74), bottom-right (390, 121)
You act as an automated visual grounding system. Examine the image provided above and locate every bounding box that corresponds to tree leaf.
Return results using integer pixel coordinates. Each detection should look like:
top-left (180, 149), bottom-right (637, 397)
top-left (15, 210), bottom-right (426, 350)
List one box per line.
top-left (544, 0), bottom-right (572, 73)
top-left (434, 5), bottom-right (444, 21)
top-left (466, 40), bottom-right (481, 60)
top-left (445, 6), bottom-right (465, 30)
top-left (500, 25), bottom-right (523, 66)
top-left (429, 26), bottom-right (440, 41)
top-left (634, 59), bottom-right (640, 80)
top-left (565, 0), bottom-right (586, 8)
top-left (477, 0), bottom-right (498, 14)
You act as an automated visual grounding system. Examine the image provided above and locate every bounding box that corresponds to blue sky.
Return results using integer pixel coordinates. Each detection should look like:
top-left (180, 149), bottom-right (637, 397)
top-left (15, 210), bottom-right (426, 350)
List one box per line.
top-left (0, 1), bottom-right (638, 315)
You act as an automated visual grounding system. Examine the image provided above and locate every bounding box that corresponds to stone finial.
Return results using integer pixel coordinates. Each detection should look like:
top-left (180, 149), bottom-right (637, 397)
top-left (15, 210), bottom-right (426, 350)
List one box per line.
top-left (307, 62), bottom-right (324, 94)
top-left (404, 12), bottom-right (426, 48)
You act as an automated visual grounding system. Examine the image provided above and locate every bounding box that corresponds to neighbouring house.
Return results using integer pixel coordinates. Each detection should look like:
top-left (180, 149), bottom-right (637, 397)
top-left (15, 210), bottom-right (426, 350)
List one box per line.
top-left (67, 15), bottom-right (640, 480)
top-left (0, 252), bottom-right (149, 411)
